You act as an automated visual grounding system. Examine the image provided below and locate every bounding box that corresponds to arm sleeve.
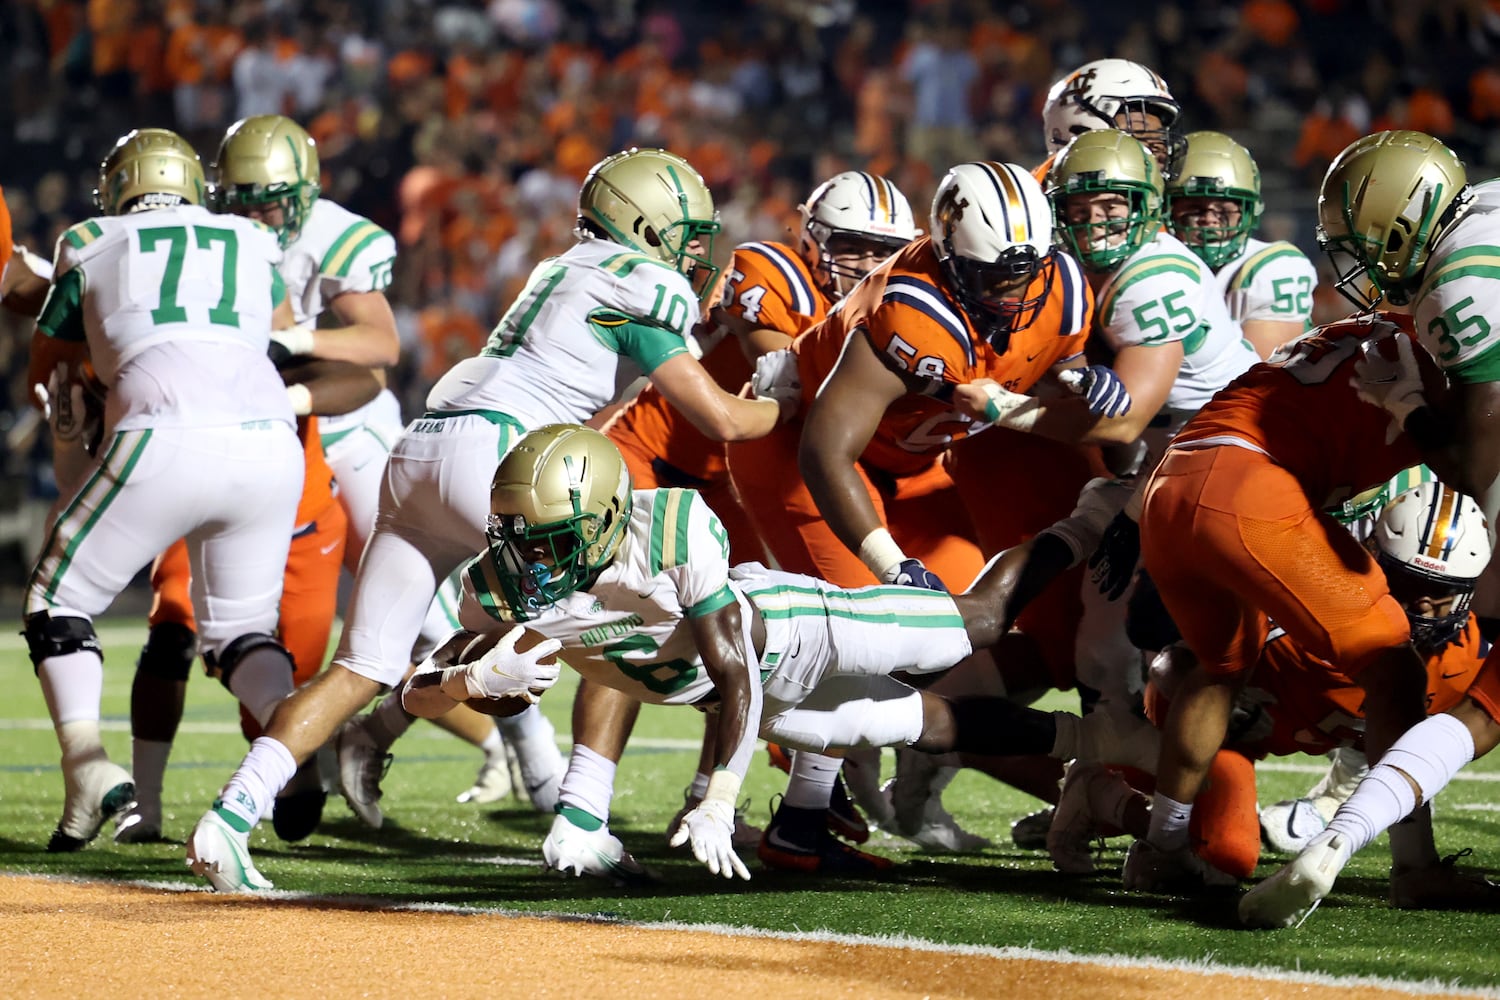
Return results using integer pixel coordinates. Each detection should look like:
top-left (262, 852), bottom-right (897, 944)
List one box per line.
top-left (36, 267), bottom-right (85, 342)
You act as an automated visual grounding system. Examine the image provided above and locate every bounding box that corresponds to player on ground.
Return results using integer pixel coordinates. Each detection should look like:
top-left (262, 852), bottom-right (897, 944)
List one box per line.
top-left (24, 128), bottom-right (303, 852)
top-left (184, 147), bottom-right (795, 892)
top-left (403, 426), bottom-right (1127, 882)
top-left (555, 171), bottom-right (919, 876)
top-left (1166, 131), bottom-right (1317, 359)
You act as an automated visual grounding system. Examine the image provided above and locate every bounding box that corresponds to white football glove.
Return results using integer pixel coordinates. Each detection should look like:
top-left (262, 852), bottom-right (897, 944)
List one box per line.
top-left (438, 628), bottom-right (563, 704)
top-left (750, 348), bottom-right (801, 412)
top-left (1352, 333), bottom-right (1424, 440)
top-left (668, 796), bottom-right (750, 880)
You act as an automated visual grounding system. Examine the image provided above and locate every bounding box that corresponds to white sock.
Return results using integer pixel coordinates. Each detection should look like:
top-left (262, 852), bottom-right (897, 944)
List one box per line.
top-left (497, 704), bottom-right (563, 789)
top-left (131, 738), bottom-right (173, 814)
top-left (225, 645), bottom-right (295, 728)
top-left (783, 751), bottom-right (840, 810)
top-left (1327, 713), bottom-right (1475, 855)
top-left (215, 737), bottom-right (298, 830)
top-left (39, 650), bottom-right (104, 729)
top-left (1146, 791), bottom-right (1192, 851)
top-left (557, 744), bottom-right (617, 822)
top-left (478, 724), bottom-right (503, 763)
top-left (367, 689), bottom-right (415, 750)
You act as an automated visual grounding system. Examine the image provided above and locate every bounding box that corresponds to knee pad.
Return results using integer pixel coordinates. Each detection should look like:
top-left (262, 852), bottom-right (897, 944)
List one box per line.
top-left (1125, 570), bottom-right (1181, 652)
top-left (204, 632), bottom-right (293, 691)
top-left (22, 611), bottom-right (100, 669)
top-left (137, 621), bottom-right (198, 681)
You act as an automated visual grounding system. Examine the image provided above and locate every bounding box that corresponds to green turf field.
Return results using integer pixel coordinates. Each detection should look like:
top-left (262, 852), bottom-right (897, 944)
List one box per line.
top-left (3, 619), bottom-right (1498, 990)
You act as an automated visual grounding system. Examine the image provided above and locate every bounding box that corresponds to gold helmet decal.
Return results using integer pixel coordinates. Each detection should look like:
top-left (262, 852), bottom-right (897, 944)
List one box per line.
top-left (94, 128), bottom-right (205, 216)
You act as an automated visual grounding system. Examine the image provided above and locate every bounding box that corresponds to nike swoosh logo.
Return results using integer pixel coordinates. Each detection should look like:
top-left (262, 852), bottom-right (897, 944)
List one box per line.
top-left (1026, 351), bottom-right (1044, 362)
top-left (319, 541), bottom-right (340, 555)
top-left (764, 826), bottom-right (812, 854)
top-left (1441, 670), bottom-right (1466, 679)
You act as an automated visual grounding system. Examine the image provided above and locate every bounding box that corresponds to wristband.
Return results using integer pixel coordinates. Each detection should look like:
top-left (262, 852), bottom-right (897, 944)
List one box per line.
top-left (703, 767), bottom-right (742, 808)
top-left (857, 526), bottom-right (907, 581)
top-left (285, 383), bottom-right (313, 416)
top-left (981, 382), bottom-right (1043, 432)
top-left (274, 324), bottom-right (317, 357)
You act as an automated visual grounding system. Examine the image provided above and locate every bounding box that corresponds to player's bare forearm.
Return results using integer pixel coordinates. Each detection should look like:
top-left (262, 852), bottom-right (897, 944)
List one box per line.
top-left (319, 291), bottom-right (401, 366)
top-left (691, 604), bottom-right (763, 780)
top-left (279, 359), bottom-right (385, 416)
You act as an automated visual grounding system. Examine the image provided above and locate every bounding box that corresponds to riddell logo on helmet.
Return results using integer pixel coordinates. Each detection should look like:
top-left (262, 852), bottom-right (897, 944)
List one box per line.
top-left (1411, 555), bottom-right (1447, 572)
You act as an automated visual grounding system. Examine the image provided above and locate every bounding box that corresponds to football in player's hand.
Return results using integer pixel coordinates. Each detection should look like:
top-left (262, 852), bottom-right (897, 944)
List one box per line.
top-left (455, 627), bottom-right (561, 717)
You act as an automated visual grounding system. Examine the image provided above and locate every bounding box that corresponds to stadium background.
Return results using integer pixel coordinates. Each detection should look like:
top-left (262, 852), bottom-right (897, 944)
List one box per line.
top-left (3, 0), bottom-right (1500, 594)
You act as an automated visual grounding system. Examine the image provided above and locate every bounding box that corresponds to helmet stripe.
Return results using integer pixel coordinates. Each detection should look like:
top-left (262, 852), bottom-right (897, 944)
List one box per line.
top-left (973, 163), bottom-right (1013, 243)
top-left (1423, 484), bottom-right (1458, 560)
top-left (876, 174), bottom-right (894, 224)
top-left (985, 162), bottom-right (1030, 243)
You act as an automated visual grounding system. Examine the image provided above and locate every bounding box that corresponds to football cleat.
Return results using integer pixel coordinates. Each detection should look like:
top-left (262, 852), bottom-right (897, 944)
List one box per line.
top-left (827, 773), bottom-right (870, 844)
top-left (1047, 760), bottom-right (1114, 874)
top-left (1011, 806), bottom-right (1056, 851)
top-left (881, 778), bottom-right (989, 853)
top-left (1238, 830), bottom-right (1352, 928)
top-left (1389, 849), bottom-right (1500, 911)
top-left (666, 789), bottom-right (762, 850)
top-left (542, 812), bottom-right (659, 886)
top-left (1123, 839), bottom-right (1238, 894)
top-left (1259, 797), bottom-right (1328, 855)
top-left (271, 759), bottom-right (327, 842)
top-left (758, 799), bottom-right (894, 875)
top-left (457, 750), bottom-right (515, 805)
top-left (48, 756), bottom-right (136, 853)
top-left (335, 717), bottom-right (391, 829)
top-left (187, 807), bottom-right (273, 893)
top-left (114, 801), bottom-right (164, 844)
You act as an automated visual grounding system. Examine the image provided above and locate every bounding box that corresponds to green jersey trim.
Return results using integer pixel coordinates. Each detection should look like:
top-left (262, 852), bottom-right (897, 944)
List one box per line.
top-left (588, 308), bottom-right (687, 373)
top-left (1101, 256), bottom-right (1202, 326)
top-left (749, 583), bottom-right (965, 628)
top-left (687, 583), bottom-right (737, 618)
top-left (1418, 245), bottom-right (1500, 299)
top-left (1447, 339), bottom-right (1500, 384)
top-left (36, 268), bottom-right (86, 341)
top-left (1229, 242), bottom-right (1303, 293)
top-left (466, 555), bottom-right (513, 622)
top-left (270, 268), bottom-right (286, 307)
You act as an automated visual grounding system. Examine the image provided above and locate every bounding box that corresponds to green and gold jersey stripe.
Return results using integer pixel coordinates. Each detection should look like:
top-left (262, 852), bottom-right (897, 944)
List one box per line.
top-left (1418, 244), bottom-right (1500, 299)
top-left (747, 583), bottom-right (965, 628)
top-left (62, 220), bottom-right (105, 250)
top-left (320, 220), bottom-right (391, 278)
top-left (598, 251), bottom-right (669, 278)
top-left (1229, 242), bottom-right (1304, 294)
top-left (648, 488), bottom-right (695, 575)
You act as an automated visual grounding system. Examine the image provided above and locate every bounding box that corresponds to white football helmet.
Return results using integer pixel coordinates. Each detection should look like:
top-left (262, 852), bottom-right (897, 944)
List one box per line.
top-left (799, 171), bottom-right (918, 298)
top-left (1374, 481), bottom-right (1492, 648)
top-left (930, 161), bottom-right (1056, 350)
top-left (1043, 58), bottom-right (1185, 177)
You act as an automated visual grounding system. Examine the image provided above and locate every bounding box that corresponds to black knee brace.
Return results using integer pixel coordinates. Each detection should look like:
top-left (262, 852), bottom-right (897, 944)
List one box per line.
top-left (203, 632), bottom-right (292, 691)
top-left (22, 611), bottom-right (101, 671)
top-left (948, 696), bottom-right (1057, 756)
top-left (137, 621), bottom-right (198, 681)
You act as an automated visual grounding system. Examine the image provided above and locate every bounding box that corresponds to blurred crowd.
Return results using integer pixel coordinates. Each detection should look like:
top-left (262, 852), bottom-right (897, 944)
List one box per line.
top-left (3, 0), bottom-right (1500, 516)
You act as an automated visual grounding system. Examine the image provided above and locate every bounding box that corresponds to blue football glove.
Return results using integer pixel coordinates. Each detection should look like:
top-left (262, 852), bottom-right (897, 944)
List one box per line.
top-left (888, 558), bottom-right (949, 592)
top-left (1059, 365), bottom-right (1132, 418)
top-left (1085, 511), bottom-right (1140, 602)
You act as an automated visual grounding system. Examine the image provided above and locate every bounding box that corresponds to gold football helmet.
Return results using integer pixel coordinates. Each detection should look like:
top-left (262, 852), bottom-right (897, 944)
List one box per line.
top-left (1047, 129), bottom-right (1163, 272)
top-left (94, 128), bottom-right (205, 216)
top-left (577, 148), bottom-right (721, 298)
top-left (1318, 130), bottom-right (1472, 308)
top-left (1166, 131), bottom-right (1263, 269)
top-left (212, 115), bottom-right (321, 247)
top-left (487, 425), bottom-right (633, 619)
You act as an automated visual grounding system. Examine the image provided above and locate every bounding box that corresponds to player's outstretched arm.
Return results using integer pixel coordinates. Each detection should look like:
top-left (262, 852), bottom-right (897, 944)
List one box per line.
top-left (649, 351), bottom-right (784, 442)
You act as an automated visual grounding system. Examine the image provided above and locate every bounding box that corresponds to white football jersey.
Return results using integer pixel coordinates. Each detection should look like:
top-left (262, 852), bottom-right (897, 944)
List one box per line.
top-left (1215, 236), bottom-right (1318, 329)
top-left (40, 205), bottom-right (291, 431)
top-left (1095, 230), bottom-right (1259, 449)
top-left (281, 198), bottom-right (398, 439)
top-left (426, 238), bottom-right (697, 428)
top-left (458, 488), bottom-right (738, 706)
top-left (1413, 179), bottom-right (1500, 383)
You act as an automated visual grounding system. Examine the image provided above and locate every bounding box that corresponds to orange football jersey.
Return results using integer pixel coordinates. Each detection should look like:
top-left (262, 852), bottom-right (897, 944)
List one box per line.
top-left (295, 414), bottom-right (337, 527)
top-left (607, 241), bottom-right (829, 482)
top-left (1170, 313), bottom-right (1429, 510)
top-left (1243, 615), bottom-right (1486, 758)
top-left (794, 237), bottom-right (1092, 476)
top-left (0, 186), bottom-right (12, 284)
